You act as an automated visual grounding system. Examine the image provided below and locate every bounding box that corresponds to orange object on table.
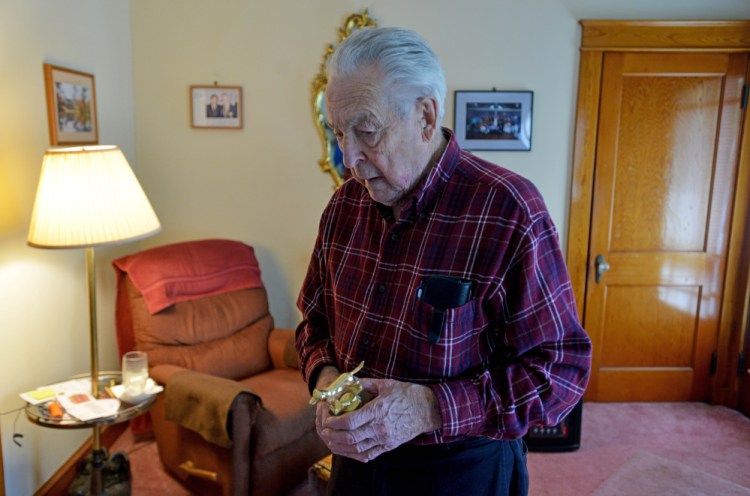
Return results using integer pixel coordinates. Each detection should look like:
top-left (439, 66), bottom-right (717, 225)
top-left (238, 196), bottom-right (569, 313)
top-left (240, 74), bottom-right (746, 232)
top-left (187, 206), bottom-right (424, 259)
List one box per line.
top-left (48, 401), bottom-right (63, 419)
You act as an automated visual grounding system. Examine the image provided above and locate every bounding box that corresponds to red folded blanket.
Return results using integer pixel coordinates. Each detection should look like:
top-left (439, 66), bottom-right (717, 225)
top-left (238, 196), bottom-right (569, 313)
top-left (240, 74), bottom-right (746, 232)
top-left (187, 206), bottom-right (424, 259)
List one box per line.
top-left (113, 238), bottom-right (264, 314)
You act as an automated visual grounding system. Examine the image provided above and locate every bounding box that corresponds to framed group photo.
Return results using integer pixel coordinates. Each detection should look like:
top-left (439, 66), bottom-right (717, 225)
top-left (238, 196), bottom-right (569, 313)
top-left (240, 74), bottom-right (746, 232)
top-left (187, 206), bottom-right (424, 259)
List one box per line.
top-left (43, 63), bottom-right (98, 145)
top-left (190, 85), bottom-right (243, 129)
top-left (454, 90), bottom-right (533, 151)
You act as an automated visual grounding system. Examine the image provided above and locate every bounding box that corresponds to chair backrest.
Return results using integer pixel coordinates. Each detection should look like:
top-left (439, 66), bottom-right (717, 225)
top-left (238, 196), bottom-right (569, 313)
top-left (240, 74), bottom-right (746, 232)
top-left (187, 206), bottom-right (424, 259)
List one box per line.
top-left (114, 239), bottom-right (274, 380)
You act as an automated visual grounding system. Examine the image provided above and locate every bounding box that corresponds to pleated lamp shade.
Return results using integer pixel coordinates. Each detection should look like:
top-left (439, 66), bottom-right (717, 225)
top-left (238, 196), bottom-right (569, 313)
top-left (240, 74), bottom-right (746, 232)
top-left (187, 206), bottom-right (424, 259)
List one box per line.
top-left (28, 145), bottom-right (161, 248)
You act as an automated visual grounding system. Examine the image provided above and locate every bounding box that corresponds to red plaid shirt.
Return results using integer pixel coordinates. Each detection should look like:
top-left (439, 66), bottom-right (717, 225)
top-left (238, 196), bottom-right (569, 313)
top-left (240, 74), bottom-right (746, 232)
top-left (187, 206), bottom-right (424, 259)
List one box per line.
top-left (296, 129), bottom-right (591, 443)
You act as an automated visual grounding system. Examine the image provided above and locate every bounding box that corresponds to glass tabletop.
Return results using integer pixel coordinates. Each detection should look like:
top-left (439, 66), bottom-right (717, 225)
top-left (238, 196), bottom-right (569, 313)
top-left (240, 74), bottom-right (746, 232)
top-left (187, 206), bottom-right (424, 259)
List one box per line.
top-left (25, 371), bottom-right (157, 429)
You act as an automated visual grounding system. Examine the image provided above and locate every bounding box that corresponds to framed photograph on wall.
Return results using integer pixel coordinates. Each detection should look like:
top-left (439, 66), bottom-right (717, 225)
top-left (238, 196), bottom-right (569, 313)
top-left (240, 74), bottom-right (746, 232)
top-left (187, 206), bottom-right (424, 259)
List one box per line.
top-left (43, 64), bottom-right (98, 145)
top-left (454, 90), bottom-right (533, 151)
top-left (190, 85), bottom-right (243, 129)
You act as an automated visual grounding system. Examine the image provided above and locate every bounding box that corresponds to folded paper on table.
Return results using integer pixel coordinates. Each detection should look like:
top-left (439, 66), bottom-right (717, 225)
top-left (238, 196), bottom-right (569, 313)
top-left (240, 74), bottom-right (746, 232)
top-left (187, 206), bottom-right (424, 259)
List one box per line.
top-left (58, 395), bottom-right (121, 422)
top-left (21, 377), bottom-right (122, 421)
top-left (20, 387), bottom-right (57, 405)
top-left (21, 378), bottom-right (98, 405)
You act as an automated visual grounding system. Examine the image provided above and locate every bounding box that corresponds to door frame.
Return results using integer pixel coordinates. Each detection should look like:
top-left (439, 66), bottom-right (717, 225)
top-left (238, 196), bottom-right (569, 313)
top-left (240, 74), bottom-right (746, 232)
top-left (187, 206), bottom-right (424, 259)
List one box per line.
top-left (566, 20), bottom-right (750, 407)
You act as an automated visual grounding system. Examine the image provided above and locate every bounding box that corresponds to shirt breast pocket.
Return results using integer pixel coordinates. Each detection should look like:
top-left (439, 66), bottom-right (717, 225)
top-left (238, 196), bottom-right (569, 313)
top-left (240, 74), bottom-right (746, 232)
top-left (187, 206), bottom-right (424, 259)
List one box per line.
top-left (415, 275), bottom-right (474, 344)
top-left (410, 295), bottom-right (486, 378)
top-left (413, 297), bottom-right (478, 345)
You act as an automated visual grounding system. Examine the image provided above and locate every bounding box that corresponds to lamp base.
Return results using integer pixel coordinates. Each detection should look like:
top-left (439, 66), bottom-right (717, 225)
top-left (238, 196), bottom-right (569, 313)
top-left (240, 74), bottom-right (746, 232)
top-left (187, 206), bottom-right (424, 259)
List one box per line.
top-left (68, 448), bottom-right (131, 496)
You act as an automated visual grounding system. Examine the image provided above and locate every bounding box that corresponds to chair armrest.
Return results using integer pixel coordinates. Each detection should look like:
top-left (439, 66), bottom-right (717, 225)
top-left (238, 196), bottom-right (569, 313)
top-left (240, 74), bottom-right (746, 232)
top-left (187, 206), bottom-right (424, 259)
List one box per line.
top-left (152, 364), bottom-right (262, 448)
top-left (150, 363), bottom-right (190, 385)
top-left (268, 328), bottom-right (299, 370)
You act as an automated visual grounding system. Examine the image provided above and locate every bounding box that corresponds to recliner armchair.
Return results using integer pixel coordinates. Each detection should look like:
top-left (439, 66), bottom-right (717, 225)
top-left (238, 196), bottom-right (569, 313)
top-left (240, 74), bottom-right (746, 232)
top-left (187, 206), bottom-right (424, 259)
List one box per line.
top-left (113, 239), bottom-right (328, 496)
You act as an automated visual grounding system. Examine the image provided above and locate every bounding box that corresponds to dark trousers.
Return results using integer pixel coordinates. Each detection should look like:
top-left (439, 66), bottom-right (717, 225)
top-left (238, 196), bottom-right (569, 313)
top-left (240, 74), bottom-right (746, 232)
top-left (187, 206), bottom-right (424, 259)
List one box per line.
top-left (327, 437), bottom-right (529, 496)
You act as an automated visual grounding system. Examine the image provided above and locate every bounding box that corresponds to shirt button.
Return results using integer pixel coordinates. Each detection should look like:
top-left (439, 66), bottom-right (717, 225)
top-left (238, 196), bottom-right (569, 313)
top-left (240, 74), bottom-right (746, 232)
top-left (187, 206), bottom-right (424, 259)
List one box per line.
top-left (363, 337), bottom-right (370, 345)
top-left (377, 284), bottom-right (386, 293)
top-left (390, 233), bottom-right (398, 242)
top-left (418, 213), bottom-right (426, 222)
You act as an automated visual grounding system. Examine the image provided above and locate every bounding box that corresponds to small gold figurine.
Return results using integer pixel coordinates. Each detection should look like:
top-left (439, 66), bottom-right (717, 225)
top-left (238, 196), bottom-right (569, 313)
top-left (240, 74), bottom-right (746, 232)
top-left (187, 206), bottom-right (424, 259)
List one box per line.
top-left (310, 361), bottom-right (365, 415)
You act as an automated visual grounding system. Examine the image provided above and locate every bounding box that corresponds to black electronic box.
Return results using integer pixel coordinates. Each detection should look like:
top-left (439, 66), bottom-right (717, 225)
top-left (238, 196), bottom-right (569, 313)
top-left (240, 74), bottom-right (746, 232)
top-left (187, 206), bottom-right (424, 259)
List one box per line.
top-left (524, 400), bottom-right (583, 452)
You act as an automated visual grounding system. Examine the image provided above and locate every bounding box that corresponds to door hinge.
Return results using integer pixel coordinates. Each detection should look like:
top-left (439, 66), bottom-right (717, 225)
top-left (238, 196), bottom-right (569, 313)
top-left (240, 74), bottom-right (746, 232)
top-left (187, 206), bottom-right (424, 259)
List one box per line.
top-left (742, 84), bottom-right (749, 109)
top-left (739, 353), bottom-right (746, 378)
top-left (710, 351), bottom-right (718, 376)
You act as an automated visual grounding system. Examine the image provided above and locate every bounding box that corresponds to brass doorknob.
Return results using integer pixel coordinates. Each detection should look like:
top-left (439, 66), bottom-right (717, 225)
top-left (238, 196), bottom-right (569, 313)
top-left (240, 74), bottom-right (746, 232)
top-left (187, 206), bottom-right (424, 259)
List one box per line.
top-left (595, 255), bottom-right (611, 284)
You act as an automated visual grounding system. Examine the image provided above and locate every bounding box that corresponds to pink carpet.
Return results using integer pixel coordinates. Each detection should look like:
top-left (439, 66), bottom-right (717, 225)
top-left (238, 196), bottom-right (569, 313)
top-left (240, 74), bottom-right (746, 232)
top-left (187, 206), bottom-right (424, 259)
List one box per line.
top-left (591, 451), bottom-right (750, 495)
top-left (527, 402), bottom-right (750, 495)
top-left (110, 402), bottom-right (750, 495)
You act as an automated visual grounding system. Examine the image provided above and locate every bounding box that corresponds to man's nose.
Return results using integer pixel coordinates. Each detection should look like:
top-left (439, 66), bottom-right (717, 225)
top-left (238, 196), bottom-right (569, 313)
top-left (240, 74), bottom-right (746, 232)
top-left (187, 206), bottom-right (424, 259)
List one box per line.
top-left (340, 136), bottom-right (364, 169)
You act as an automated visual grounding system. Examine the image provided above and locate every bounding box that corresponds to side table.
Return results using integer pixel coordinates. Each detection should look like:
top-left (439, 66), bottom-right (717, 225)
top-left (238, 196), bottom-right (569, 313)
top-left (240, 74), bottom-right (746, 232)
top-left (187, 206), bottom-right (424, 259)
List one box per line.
top-left (25, 371), bottom-right (157, 496)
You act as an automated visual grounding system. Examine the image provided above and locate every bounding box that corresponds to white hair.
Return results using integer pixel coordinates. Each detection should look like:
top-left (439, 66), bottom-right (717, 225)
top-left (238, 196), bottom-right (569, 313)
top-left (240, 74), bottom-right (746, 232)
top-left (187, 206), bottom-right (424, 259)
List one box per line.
top-left (327, 27), bottom-right (447, 122)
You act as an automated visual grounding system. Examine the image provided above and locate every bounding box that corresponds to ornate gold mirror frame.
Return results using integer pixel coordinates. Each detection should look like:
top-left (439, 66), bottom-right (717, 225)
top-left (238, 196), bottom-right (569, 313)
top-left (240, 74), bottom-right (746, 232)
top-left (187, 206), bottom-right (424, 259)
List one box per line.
top-left (312, 10), bottom-right (377, 188)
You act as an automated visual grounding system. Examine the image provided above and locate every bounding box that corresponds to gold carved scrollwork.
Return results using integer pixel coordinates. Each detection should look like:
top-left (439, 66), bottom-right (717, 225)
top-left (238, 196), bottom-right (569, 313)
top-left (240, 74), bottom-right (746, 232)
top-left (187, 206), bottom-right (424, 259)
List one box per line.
top-left (312, 10), bottom-right (377, 188)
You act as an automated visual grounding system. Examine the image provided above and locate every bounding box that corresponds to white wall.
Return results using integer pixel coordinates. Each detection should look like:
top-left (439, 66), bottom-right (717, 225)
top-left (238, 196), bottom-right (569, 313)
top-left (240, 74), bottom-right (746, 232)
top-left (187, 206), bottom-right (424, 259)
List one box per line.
top-left (0, 1), bottom-right (137, 494)
top-left (1, 0), bottom-right (749, 494)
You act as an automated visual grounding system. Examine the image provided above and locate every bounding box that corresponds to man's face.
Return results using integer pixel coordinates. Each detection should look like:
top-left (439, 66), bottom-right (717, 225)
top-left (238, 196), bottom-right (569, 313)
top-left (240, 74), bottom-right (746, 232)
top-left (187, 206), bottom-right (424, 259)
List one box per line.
top-left (326, 67), bottom-right (431, 208)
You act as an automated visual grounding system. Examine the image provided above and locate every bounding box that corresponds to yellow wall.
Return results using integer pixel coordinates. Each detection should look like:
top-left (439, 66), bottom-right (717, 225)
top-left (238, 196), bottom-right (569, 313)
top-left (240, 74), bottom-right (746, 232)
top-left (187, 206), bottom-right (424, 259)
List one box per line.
top-left (1, 0), bottom-right (750, 493)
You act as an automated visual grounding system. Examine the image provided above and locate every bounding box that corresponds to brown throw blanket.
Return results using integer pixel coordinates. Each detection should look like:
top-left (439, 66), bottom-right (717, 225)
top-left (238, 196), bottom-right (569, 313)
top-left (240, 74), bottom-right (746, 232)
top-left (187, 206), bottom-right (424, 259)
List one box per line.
top-left (165, 370), bottom-right (262, 448)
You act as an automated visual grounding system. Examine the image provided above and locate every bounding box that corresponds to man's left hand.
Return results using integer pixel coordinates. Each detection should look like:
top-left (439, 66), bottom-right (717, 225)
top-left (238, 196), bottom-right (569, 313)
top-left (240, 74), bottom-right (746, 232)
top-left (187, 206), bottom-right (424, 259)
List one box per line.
top-left (317, 377), bottom-right (442, 463)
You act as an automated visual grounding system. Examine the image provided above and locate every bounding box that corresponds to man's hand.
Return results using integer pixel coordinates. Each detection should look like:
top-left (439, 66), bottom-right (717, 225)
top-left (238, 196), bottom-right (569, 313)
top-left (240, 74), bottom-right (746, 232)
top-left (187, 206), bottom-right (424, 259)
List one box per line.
top-left (316, 377), bottom-right (442, 463)
top-left (313, 366), bottom-right (341, 438)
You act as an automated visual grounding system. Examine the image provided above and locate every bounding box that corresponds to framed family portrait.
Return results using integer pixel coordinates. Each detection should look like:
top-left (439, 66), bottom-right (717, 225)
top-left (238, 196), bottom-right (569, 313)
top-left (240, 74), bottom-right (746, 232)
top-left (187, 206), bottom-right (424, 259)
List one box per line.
top-left (43, 63), bottom-right (98, 145)
top-left (454, 90), bottom-right (533, 151)
top-left (190, 85), bottom-right (243, 129)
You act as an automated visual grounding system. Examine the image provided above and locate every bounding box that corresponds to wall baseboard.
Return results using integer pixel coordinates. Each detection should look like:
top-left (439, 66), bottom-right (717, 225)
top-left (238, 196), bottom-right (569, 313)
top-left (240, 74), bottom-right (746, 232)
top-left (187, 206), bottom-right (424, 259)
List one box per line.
top-left (33, 423), bottom-right (128, 496)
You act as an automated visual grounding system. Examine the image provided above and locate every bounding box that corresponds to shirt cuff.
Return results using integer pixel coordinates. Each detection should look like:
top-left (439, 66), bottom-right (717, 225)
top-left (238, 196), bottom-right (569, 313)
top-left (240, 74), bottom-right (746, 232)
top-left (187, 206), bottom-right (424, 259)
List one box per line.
top-left (428, 378), bottom-right (485, 437)
top-left (302, 348), bottom-right (336, 390)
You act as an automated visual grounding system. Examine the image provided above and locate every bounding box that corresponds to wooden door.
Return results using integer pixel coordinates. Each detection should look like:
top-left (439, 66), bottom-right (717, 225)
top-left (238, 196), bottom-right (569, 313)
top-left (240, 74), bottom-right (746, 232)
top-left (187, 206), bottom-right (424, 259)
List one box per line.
top-left (741, 329), bottom-right (750, 416)
top-left (568, 21), bottom-right (750, 407)
top-left (583, 51), bottom-right (747, 401)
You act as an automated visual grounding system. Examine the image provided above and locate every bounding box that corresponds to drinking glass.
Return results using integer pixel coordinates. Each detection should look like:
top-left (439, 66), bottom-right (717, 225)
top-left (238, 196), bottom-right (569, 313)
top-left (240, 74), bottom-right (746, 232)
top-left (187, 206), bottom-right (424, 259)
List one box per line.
top-left (122, 350), bottom-right (148, 396)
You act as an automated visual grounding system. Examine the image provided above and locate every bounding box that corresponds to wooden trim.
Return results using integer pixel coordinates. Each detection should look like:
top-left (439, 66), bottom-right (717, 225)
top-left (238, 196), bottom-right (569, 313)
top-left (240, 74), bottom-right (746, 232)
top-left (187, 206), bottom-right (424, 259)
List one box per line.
top-left (712, 61), bottom-right (750, 406)
top-left (566, 50), bottom-right (603, 321)
top-left (581, 20), bottom-right (750, 51)
top-left (33, 423), bottom-right (128, 496)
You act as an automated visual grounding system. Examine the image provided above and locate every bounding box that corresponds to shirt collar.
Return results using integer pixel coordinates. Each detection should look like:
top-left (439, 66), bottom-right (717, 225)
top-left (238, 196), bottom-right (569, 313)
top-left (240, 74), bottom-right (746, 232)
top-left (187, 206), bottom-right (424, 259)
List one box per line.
top-left (402, 127), bottom-right (461, 221)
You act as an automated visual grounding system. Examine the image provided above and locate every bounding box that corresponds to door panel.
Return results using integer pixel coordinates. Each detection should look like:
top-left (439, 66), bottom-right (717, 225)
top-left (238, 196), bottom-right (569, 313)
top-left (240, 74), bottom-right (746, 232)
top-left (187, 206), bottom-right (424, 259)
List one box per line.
top-left (600, 285), bottom-right (700, 368)
top-left (612, 73), bottom-right (717, 252)
top-left (584, 51), bottom-right (748, 401)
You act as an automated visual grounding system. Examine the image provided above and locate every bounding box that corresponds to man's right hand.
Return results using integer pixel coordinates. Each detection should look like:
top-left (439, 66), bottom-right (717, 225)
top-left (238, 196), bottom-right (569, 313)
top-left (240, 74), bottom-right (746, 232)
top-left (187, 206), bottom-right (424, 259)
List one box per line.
top-left (314, 366), bottom-right (341, 438)
top-left (315, 365), bottom-right (343, 392)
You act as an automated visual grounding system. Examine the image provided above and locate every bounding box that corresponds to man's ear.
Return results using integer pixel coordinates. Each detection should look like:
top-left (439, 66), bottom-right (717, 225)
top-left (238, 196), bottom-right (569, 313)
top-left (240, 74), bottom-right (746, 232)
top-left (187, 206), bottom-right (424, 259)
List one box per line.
top-left (419, 96), bottom-right (440, 141)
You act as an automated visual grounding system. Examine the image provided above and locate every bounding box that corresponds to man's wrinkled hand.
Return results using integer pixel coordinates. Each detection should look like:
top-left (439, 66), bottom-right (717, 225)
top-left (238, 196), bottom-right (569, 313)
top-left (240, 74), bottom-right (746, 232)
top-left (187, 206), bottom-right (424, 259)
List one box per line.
top-left (316, 377), bottom-right (442, 463)
top-left (314, 366), bottom-right (341, 439)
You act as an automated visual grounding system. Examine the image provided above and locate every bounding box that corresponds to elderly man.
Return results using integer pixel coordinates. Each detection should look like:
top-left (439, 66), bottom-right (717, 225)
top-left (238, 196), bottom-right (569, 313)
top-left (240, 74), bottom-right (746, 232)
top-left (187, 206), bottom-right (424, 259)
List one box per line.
top-left (296, 26), bottom-right (591, 496)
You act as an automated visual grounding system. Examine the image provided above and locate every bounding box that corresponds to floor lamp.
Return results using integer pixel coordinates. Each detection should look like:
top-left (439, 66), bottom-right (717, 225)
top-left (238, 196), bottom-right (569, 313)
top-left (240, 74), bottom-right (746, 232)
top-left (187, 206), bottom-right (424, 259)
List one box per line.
top-left (27, 145), bottom-right (160, 494)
